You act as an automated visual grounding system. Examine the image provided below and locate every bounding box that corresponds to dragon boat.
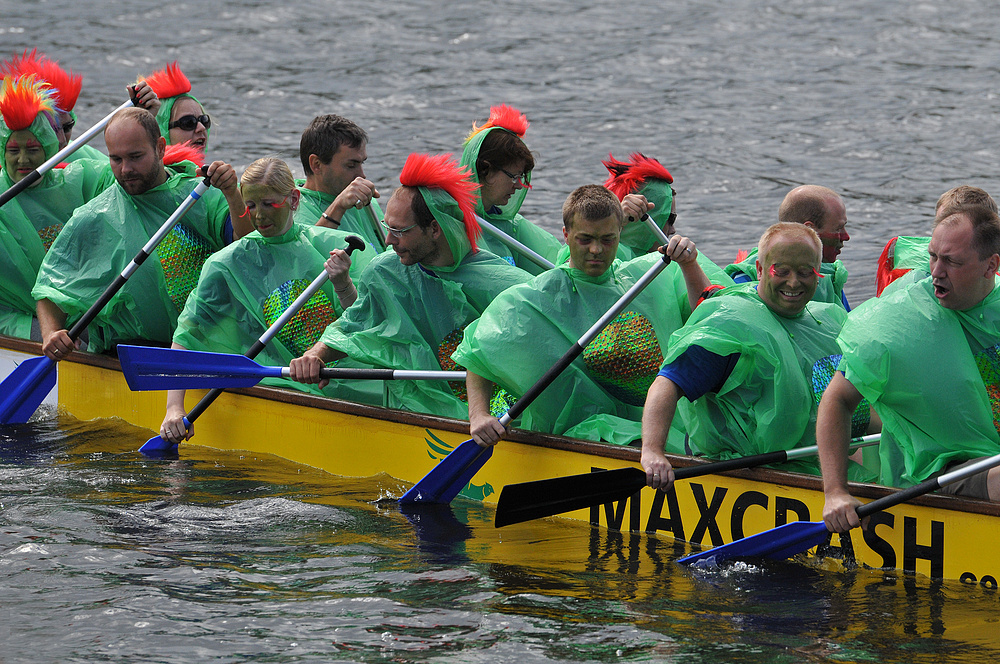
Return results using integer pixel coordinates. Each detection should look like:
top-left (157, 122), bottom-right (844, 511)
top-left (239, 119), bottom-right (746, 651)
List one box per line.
top-left (2, 333), bottom-right (999, 584)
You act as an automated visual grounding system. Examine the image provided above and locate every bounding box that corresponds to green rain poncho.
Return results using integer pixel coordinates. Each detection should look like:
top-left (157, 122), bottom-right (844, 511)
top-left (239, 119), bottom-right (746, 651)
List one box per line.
top-left (459, 125), bottom-right (561, 275)
top-left (0, 110), bottom-right (106, 337)
top-left (294, 180), bottom-right (387, 252)
top-left (453, 252), bottom-right (733, 446)
top-left (877, 236), bottom-right (930, 297)
top-left (838, 276), bottom-right (1000, 487)
top-left (725, 247), bottom-right (850, 309)
top-left (173, 221), bottom-right (383, 404)
top-left (32, 162), bottom-right (232, 353)
top-left (665, 283), bottom-right (847, 470)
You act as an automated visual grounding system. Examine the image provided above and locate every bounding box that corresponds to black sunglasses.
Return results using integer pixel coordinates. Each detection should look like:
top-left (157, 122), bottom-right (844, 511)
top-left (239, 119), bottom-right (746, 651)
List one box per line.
top-left (168, 114), bottom-right (211, 132)
top-left (61, 119), bottom-right (75, 134)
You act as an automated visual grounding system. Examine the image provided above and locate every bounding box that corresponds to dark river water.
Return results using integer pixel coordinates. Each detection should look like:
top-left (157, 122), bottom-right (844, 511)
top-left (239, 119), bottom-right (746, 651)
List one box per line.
top-left (5, 0), bottom-right (1000, 660)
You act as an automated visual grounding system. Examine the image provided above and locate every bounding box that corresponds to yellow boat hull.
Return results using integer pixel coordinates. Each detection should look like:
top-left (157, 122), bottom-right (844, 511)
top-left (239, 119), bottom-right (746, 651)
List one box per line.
top-left (4, 335), bottom-right (999, 583)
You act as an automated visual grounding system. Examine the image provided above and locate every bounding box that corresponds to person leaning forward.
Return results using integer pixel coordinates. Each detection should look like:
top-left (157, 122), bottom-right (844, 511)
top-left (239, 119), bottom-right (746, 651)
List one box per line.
top-left (643, 222), bottom-right (864, 492)
top-left (453, 184), bottom-right (714, 447)
top-left (289, 153), bottom-right (532, 419)
top-left (31, 107), bottom-right (249, 359)
top-left (820, 205), bottom-right (1000, 533)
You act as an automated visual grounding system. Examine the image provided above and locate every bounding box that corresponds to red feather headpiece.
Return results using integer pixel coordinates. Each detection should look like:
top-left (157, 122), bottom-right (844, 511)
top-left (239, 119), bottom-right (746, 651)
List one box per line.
top-left (465, 104), bottom-right (529, 143)
top-left (399, 152), bottom-right (481, 250)
top-left (142, 62), bottom-right (192, 99)
top-left (602, 152), bottom-right (673, 201)
top-left (1, 50), bottom-right (80, 111)
top-left (0, 75), bottom-right (56, 132)
top-left (164, 141), bottom-right (206, 168)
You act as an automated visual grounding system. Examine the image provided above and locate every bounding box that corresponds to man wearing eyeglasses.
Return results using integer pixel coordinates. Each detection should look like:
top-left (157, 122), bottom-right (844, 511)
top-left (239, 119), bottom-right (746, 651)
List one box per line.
top-left (289, 153), bottom-right (531, 419)
top-left (297, 115), bottom-right (386, 252)
top-left (726, 185), bottom-right (852, 311)
top-left (641, 223), bottom-right (868, 493)
top-left (32, 107), bottom-right (250, 358)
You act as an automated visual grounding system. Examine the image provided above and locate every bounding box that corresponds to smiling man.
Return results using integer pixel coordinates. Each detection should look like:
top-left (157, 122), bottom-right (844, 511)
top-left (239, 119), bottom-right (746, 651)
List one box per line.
top-left (289, 153), bottom-right (531, 419)
top-left (453, 184), bottom-right (713, 446)
top-left (820, 205), bottom-right (1000, 530)
top-left (727, 185), bottom-right (852, 310)
top-left (642, 222), bottom-right (854, 491)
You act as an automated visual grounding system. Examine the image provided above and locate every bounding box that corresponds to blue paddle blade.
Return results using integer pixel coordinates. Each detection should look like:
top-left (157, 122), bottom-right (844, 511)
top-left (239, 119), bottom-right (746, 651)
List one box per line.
top-left (678, 520), bottom-right (830, 567)
top-left (138, 416), bottom-right (190, 456)
top-left (118, 345), bottom-right (276, 390)
top-left (399, 439), bottom-right (494, 504)
top-left (0, 355), bottom-right (57, 424)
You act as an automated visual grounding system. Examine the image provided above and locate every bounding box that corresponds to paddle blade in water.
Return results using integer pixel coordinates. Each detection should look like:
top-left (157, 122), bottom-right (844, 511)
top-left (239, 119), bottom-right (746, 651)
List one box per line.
top-left (117, 345), bottom-right (275, 390)
top-left (139, 434), bottom-right (177, 455)
top-left (678, 520), bottom-right (830, 567)
top-left (0, 355), bottom-right (57, 424)
top-left (494, 467), bottom-right (647, 527)
top-left (399, 439), bottom-right (493, 504)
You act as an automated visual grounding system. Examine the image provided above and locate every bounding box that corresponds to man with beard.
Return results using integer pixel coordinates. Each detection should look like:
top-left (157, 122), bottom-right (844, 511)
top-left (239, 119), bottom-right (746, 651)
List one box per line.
top-left (32, 107), bottom-right (250, 358)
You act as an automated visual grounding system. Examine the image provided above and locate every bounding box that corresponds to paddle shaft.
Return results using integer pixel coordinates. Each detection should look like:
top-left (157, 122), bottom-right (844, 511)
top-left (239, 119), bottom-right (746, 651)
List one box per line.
top-left (0, 99), bottom-right (135, 209)
top-left (857, 451), bottom-right (1000, 519)
top-left (66, 180), bottom-right (209, 341)
top-left (498, 252), bottom-right (671, 427)
top-left (476, 215), bottom-right (555, 270)
top-left (640, 212), bottom-right (670, 245)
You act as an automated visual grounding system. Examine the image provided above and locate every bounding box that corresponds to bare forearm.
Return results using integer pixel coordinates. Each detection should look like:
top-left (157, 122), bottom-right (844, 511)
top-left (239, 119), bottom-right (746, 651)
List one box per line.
top-left (680, 260), bottom-right (713, 311)
top-left (36, 298), bottom-right (67, 339)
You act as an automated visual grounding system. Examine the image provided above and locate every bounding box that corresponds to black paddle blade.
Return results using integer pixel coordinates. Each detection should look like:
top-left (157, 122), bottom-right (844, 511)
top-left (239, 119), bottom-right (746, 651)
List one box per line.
top-left (494, 467), bottom-right (646, 528)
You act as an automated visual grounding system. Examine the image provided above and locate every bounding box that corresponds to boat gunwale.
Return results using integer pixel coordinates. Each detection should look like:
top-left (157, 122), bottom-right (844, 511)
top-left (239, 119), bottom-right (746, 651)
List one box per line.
top-left (5, 334), bottom-right (1000, 520)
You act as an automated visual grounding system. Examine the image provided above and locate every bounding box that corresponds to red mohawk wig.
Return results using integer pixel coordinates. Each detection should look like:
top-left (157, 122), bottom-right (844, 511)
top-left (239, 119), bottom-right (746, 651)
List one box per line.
top-left (603, 152), bottom-right (673, 201)
top-left (142, 62), bottom-right (192, 99)
top-left (399, 152), bottom-right (481, 250)
top-left (37, 58), bottom-right (82, 111)
top-left (164, 141), bottom-right (206, 168)
top-left (0, 75), bottom-right (56, 131)
top-left (1, 49), bottom-right (45, 80)
top-left (465, 103), bottom-right (529, 143)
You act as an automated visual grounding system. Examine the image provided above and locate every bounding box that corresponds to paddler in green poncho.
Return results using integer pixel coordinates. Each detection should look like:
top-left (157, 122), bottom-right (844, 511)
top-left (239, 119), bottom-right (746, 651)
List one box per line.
top-left (289, 152), bottom-right (532, 419)
top-left (821, 205), bottom-right (1000, 534)
top-left (141, 62), bottom-right (210, 152)
top-left (602, 152), bottom-right (681, 255)
top-left (0, 75), bottom-right (108, 339)
top-left (296, 114), bottom-right (387, 252)
top-left (726, 185), bottom-right (852, 310)
top-left (643, 223), bottom-right (857, 492)
top-left (458, 104), bottom-right (561, 274)
top-left (454, 184), bottom-right (719, 447)
top-left (32, 107), bottom-right (252, 360)
top-left (158, 157), bottom-right (380, 444)
top-left (876, 186), bottom-right (997, 296)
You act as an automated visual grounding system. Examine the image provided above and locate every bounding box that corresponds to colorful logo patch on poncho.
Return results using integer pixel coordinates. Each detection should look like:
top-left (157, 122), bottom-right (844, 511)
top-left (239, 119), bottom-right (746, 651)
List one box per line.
top-left (811, 354), bottom-right (871, 438)
top-left (438, 327), bottom-right (516, 415)
top-left (158, 223), bottom-right (214, 313)
top-left (37, 223), bottom-right (62, 251)
top-left (583, 311), bottom-right (663, 407)
top-left (974, 344), bottom-right (1000, 433)
top-left (263, 279), bottom-right (336, 358)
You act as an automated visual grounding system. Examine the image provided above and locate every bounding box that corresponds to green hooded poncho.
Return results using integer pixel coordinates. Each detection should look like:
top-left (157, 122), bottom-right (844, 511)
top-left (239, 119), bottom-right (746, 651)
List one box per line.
top-left (173, 221), bottom-right (383, 405)
top-left (319, 248), bottom-right (531, 418)
top-left (725, 247), bottom-right (850, 309)
top-left (619, 178), bottom-right (676, 255)
top-left (0, 110), bottom-right (107, 338)
top-left (838, 276), bottom-right (1000, 487)
top-left (459, 125), bottom-right (561, 274)
top-left (452, 252), bottom-right (733, 446)
top-left (665, 283), bottom-right (848, 472)
top-left (32, 162), bottom-right (232, 353)
top-left (294, 180), bottom-right (387, 252)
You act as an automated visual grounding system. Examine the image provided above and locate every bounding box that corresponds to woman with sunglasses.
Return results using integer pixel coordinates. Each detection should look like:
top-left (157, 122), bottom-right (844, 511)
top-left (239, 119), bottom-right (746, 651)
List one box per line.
top-left (142, 62), bottom-right (211, 152)
top-left (459, 104), bottom-right (561, 275)
top-left (159, 156), bottom-right (381, 444)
